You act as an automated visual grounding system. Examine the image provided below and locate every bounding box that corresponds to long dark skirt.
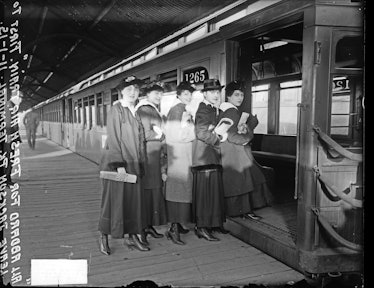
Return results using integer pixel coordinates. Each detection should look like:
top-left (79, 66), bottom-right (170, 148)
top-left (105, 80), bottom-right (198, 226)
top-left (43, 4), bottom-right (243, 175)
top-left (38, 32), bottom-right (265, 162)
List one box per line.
top-left (250, 183), bottom-right (273, 209)
top-left (225, 193), bottom-right (251, 217)
top-left (166, 201), bottom-right (192, 223)
top-left (143, 188), bottom-right (167, 226)
top-left (98, 179), bottom-right (147, 238)
top-left (225, 183), bottom-right (273, 217)
top-left (191, 165), bottom-right (225, 228)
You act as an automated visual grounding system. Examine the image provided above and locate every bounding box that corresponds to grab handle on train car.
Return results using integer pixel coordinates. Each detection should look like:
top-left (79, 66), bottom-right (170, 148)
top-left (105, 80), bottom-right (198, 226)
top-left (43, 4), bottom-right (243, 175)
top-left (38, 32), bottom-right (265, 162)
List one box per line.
top-left (313, 166), bottom-right (363, 209)
top-left (312, 126), bottom-right (363, 162)
top-left (311, 208), bottom-right (362, 252)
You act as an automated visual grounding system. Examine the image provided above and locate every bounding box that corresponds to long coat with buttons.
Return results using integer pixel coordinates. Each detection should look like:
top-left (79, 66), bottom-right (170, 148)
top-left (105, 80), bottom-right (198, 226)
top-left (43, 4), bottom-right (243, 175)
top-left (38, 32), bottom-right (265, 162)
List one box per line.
top-left (164, 101), bottom-right (195, 203)
top-left (219, 103), bottom-right (267, 197)
top-left (136, 104), bottom-right (166, 190)
top-left (192, 102), bottom-right (222, 167)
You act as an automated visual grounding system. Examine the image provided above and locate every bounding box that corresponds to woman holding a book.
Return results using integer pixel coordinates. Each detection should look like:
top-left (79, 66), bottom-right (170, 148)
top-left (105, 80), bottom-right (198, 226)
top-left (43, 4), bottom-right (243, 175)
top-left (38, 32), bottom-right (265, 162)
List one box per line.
top-left (98, 76), bottom-right (150, 254)
top-left (191, 79), bottom-right (227, 241)
top-left (219, 81), bottom-right (273, 220)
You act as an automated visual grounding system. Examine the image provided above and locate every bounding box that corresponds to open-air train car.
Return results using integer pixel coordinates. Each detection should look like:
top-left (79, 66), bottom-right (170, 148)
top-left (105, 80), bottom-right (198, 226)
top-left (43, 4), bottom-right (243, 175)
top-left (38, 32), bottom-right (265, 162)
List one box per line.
top-left (34, 0), bottom-right (364, 279)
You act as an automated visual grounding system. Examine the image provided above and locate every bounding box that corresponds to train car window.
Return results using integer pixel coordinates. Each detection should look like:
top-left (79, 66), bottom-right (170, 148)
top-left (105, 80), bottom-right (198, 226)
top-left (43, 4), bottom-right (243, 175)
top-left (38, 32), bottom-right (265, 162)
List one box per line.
top-left (279, 80), bottom-right (302, 135)
top-left (252, 60), bottom-right (275, 80)
top-left (159, 70), bottom-right (177, 92)
top-left (111, 89), bottom-right (118, 105)
top-left (96, 93), bottom-right (104, 128)
top-left (77, 99), bottom-right (82, 124)
top-left (83, 97), bottom-right (89, 128)
top-left (252, 84), bottom-right (269, 134)
top-left (159, 70), bottom-right (178, 116)
top-left (67, 99), bottom-right (73, 123)
top-left (158, 40), bottom-right (178, 54)
top-left (89, 95), bottom-right (95, 129)
top-left (54, 103), bottom-right (57, 122)
top-left (330, 31), bottom-right (364, 146)
top-left (335, 35), bottom-right (363, 69)
top-left (185, 24), bottom-right (208, 43)
top-left (62, 100), bottom-right (66, 123)
top-left (73, 101), bottom-right (78, 123)
top-left (330, 75), bottom-right (363, 146)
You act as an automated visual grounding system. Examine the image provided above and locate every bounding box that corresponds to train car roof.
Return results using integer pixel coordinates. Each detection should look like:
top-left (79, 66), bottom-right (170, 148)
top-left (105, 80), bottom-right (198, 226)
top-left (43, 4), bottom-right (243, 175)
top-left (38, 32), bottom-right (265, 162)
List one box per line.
top-left (5, 0), bottom-right (239, 110)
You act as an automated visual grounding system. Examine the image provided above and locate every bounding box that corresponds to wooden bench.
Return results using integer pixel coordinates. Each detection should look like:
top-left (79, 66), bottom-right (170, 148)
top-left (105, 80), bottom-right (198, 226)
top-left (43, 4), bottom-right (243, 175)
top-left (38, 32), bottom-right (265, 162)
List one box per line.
top-left (251, 134), bottom-right (296, 164)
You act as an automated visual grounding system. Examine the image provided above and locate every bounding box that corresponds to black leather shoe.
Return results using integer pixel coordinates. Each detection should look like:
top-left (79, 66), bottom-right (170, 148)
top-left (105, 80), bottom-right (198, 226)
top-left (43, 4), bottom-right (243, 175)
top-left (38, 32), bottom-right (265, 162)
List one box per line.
top-left (99, 234), bottom-right (111, 256)
top-left (137, 232), bottom-right (149, 246)
top-left (165, 223), bottom-right (185, 245)
top-left (177, 223), bottom-right (189, 234)
top-left (145, 226), bottom-right (163, 238)
top-left (165, 230), bottom-right (185, 245)
top-left (126, 234), bottom-right (150, 251)
top-left (243, 213), bottom-right (262, 220)
top-left (212, 227), bottom-right (229, 234)
top-left (194, 227), bottom-right (219, 241)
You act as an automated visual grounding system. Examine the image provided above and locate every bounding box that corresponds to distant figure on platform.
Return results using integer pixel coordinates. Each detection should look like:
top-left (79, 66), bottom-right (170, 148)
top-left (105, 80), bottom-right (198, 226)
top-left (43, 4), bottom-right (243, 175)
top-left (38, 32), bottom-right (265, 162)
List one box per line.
top-left (4, 91), bottom-right (23, 187)
top-left (23, 108), bottom-right (40, 149)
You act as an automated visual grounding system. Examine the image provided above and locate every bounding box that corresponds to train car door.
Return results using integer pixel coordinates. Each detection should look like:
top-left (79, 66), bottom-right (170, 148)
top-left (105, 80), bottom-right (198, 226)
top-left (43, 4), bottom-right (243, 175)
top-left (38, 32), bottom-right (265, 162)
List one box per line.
top-left (297, 2), bottom-right (363, 276)
top-left (221, 0), bottom-right (363, 277)
top-left (222, 0), bottom-right (307, 272)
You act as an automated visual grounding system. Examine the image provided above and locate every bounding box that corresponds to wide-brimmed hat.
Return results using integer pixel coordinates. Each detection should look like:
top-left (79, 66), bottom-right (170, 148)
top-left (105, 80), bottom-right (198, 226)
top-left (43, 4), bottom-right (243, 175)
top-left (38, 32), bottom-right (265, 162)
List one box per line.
top-left (144, 81), bottom-right (164, 93)
top-left (177, 81), bottom-right (196, 93)
top-left (116, 75), bottom-right (143, 90)
top-left (201, 79), bottom-right (224, 91)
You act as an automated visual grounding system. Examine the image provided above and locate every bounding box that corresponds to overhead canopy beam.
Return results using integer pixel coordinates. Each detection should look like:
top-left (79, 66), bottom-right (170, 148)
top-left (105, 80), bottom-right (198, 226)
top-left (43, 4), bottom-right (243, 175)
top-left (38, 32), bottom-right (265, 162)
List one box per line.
top-left (22, 83), bottom-right (58, 93)
top-left (22, 33), bottom-right (120, 57)
top-left (25, 0), bottom-right (118, 106)
top-left (24, 88), bottom-right (49, 100)
top-left (25, 54), bottom-right (79, 81)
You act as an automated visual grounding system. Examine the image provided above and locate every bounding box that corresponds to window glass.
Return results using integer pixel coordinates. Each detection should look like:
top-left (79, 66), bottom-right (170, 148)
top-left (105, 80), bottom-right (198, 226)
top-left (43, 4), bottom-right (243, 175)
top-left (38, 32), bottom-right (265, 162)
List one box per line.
top-left (97, 94), bottom-right (103, 127)
top-left (279, 83), bottom-right (301, 135)
top-left (252, 85), bottom-right (269, 133)
top-left (335, 35), bottom-right (363, 69)
top-left (330, 76), bottom-right (351, 136)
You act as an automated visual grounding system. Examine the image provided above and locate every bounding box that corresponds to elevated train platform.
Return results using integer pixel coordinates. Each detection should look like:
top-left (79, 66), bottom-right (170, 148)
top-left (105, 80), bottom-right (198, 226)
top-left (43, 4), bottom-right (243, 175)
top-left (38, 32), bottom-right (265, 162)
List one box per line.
top-left (2, 134), bottom-right (304, 287)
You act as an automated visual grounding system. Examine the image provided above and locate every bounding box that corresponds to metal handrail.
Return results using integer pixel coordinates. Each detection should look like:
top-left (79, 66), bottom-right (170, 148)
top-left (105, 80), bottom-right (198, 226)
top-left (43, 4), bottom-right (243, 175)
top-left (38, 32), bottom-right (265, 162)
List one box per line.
top-left (313, 166), bottom-right (362, 209)
top-left (313, 126), bottom-right (363, 162)
top-left (312, 208), bottom-right (362, 252)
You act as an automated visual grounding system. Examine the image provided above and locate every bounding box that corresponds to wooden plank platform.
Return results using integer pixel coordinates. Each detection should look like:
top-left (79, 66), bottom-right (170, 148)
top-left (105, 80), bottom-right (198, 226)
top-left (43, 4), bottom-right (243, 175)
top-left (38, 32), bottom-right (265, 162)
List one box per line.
top-left (2, 136), bottom-right (303, 287)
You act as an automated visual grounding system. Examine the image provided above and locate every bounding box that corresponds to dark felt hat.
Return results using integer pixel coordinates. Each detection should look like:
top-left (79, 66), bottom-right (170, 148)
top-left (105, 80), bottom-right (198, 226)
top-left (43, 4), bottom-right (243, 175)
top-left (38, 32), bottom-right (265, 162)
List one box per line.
top-left (177, 81), bottom-right (196, 93)
top-left (225, 80), bottom-right (244, 96)
top-left (116, 75), bottom-right (143, 90)
top-left (201, 79), bottom-right (224, 91)
top-left (145, 81), bottom-right (165, 93)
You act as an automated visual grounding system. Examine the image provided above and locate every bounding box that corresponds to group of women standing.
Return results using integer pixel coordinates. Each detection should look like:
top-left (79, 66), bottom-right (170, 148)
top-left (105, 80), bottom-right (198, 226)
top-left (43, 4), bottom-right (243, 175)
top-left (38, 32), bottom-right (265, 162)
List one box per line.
top-left (98, 76), bottom-right (272, 255)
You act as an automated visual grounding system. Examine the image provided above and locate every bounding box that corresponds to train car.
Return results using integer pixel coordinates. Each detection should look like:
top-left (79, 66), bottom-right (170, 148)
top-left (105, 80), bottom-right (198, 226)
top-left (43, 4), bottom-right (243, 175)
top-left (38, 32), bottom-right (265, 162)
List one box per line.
top-left (33, 0), bottom-right (364, 281)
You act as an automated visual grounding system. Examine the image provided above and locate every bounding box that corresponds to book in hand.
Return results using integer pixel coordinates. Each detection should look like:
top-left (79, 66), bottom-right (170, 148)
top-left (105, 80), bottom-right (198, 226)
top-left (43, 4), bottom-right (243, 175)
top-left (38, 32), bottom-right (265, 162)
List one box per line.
top-left (100, 167), bottom-right (137, 183)
top-left (214, 117), bottom-right (234, 136)
top-left (238, 112), bottom-right (250, 126)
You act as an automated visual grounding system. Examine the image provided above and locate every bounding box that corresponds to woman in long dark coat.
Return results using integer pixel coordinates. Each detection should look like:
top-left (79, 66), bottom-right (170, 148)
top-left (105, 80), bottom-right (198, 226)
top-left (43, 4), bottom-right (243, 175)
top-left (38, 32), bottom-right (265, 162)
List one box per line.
top-left (219, 81), bottom-right (273, 220)
top-left (191, 79), bottom-right (227, 242)
top-left (164, 82), bottom-right (196, 245)
top-left (98, 76), bottom-right (150, 254)
top-left (136, 81), bottom-right (167, 241)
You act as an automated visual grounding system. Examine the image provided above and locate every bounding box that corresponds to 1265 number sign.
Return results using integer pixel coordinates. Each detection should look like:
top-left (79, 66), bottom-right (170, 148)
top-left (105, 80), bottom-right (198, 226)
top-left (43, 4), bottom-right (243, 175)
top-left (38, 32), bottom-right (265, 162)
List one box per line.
top-left (183, 67), bottom-right (209, 84)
